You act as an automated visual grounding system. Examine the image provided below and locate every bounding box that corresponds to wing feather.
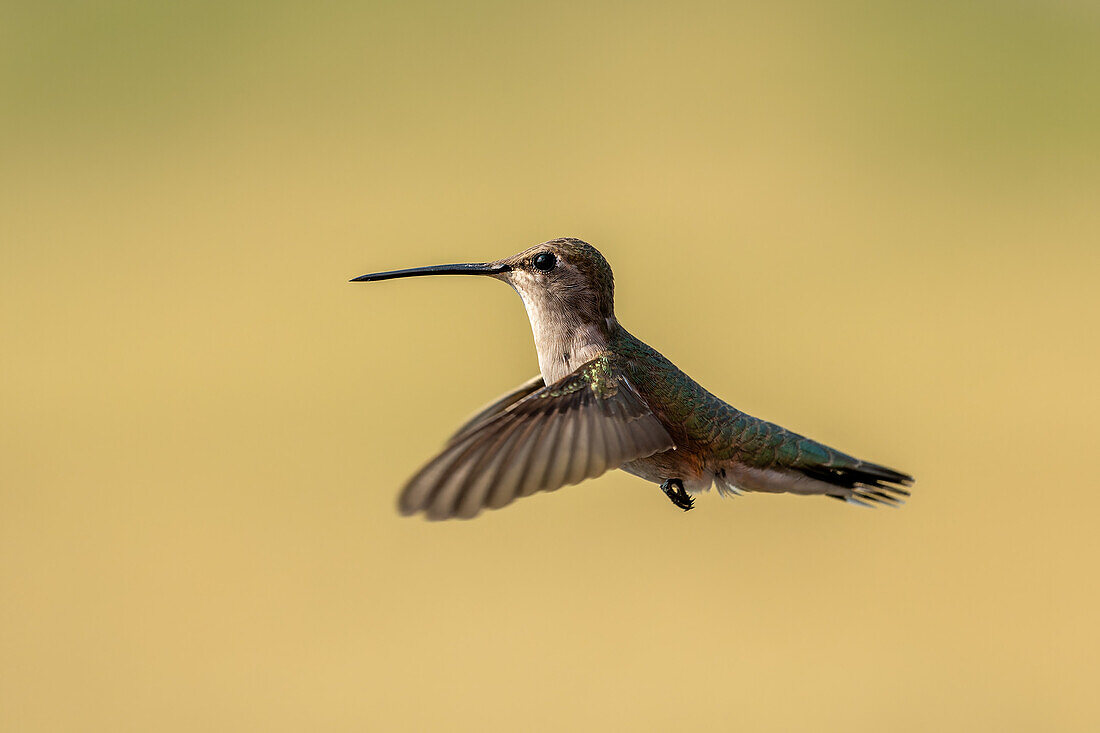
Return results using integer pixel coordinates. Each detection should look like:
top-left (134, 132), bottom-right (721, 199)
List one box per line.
top-left (542, 406), bottom-right (577, 492)
top-left (455, 429), bottom-right (520, 518)
top-left (426, 432), bottom-right (491, 520)
top-left (593, 402), bottom-right (619, 474)
top-left (565, 396), bottom-right (593, 486)
top-left (483, 411), bottom-right (547, 511)
top-left (517, 408), bottom-right (564, 499)
top-left (397, 356), bottom-right (675, 519)
top-left (446, 375), bottom-right (544, 447)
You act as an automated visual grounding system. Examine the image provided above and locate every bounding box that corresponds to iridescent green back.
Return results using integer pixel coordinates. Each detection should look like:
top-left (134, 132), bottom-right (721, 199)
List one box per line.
top-left (613, 328), bottom-right (900, 480)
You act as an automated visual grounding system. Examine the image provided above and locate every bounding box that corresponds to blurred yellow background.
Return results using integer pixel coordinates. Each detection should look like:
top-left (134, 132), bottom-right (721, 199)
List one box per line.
top-left (3, 1), bottom-right (1099, 730)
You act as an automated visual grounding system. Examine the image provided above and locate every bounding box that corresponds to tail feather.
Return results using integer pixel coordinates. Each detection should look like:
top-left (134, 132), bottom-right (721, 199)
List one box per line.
top-left (712, 411), bottom-right (913, 507)
top-left (800, 460), bottom-right (913, 507)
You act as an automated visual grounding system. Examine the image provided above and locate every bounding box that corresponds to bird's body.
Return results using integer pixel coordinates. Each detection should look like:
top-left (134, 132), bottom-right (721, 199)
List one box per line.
top-left (353, 238), bottom-right (912, 519)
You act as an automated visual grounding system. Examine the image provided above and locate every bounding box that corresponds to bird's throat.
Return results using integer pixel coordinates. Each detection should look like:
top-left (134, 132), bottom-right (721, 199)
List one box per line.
top-left (516, 294), bottom-right (613, 384)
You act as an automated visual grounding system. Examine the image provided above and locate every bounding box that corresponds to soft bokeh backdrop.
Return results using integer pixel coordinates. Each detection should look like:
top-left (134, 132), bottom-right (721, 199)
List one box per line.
top-left (3, 1), bottom-right (1099, 731)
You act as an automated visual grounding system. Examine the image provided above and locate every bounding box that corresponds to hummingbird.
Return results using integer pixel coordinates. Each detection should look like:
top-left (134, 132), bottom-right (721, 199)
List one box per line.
top-left (352, 237), bottom-right (912, 520)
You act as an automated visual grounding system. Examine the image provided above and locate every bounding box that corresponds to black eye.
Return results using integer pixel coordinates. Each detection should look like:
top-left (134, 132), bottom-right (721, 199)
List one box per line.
top-left (533, 252), bottom-right (556, 272)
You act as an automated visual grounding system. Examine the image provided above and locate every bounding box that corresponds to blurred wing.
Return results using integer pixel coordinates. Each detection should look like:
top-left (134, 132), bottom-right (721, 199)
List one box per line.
top-left (399, 356), bottom-right (675, 520)
top-left (446, 374), bottom-right (544, 446)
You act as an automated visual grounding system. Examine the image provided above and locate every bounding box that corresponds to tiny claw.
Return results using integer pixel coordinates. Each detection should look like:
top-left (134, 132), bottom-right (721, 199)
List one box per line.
top-left (661, 479), bottom-right (695, 512)
top-left (677, 486), bottom-right (695, 511)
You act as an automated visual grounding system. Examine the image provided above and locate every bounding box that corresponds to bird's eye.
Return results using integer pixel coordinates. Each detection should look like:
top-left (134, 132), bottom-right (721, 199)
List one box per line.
top-left (533, 252), bottom-right (556, 272)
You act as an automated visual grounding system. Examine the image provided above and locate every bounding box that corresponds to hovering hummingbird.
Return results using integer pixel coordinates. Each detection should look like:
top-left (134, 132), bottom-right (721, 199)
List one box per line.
top-left (352, 238), bottom-right (912, 520)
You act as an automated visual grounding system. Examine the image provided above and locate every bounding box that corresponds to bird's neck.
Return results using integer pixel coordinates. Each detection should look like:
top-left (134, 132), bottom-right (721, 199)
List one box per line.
top-left (523, 306), bottom-right (617, 384)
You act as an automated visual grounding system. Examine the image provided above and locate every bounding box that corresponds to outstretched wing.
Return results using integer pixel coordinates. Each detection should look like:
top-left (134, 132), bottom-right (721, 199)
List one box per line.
top-left (399, 356), bottom-right (675, 520)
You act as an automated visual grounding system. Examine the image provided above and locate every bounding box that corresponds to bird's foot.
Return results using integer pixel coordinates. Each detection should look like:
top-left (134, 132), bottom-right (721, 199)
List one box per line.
top-left (660, 479), bottom-right (694, 511)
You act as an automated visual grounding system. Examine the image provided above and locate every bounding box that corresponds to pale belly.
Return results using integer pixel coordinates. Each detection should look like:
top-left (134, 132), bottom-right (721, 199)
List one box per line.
top-left (621, 447), bottom-right (841, 498)
top-left (618, 449), bottom-right (715, 493)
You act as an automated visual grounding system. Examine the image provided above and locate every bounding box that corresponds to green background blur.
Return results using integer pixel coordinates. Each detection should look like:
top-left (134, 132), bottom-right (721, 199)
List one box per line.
top-left (3, 1), bottom-right (1098, 731)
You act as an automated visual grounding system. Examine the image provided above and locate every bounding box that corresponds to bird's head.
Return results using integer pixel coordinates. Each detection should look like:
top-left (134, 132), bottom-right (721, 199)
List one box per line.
top-left (496, 238), bottom-right (616, 331)
top-left (352, 237), bottom-right (617, 334)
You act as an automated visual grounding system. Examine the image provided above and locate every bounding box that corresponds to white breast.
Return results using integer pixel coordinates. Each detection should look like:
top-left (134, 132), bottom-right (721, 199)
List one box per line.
top-left (508, 276), bottom-right (610, 383)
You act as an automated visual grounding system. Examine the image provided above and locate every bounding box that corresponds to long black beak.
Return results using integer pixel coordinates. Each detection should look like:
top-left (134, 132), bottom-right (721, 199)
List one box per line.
top-left (349, 262), bottom-right (511, 283)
